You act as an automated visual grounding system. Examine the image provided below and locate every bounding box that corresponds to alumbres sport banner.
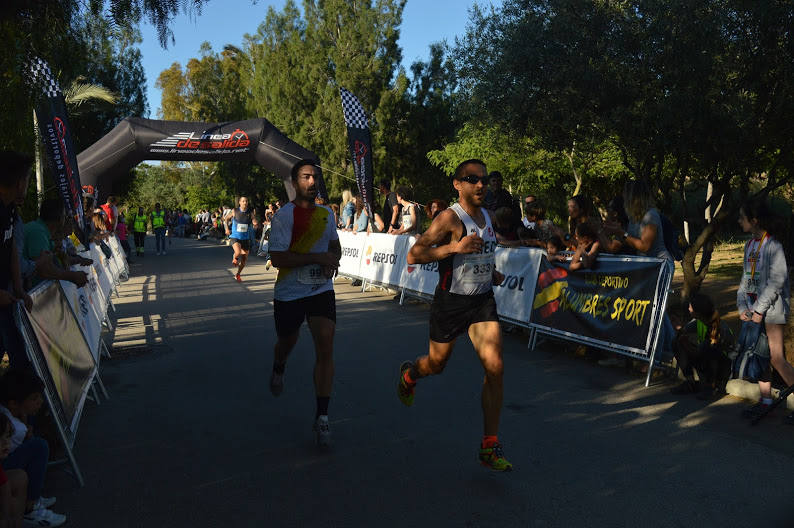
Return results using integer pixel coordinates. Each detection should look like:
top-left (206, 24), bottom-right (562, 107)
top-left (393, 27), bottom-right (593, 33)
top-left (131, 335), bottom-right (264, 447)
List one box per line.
top-left (340, 88), bottom-right (375, 222)
top-left (27, 57), bottom-right (86, 237)
top-left (531, 256), bottom-right (665, 354)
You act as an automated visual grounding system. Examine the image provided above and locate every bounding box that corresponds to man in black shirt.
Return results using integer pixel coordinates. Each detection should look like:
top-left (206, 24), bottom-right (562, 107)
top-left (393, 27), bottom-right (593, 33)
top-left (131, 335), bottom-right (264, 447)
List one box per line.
top-left (0, 151), bottom-right (33, 369)
top-left (379, 179), bottom-right (401, 234)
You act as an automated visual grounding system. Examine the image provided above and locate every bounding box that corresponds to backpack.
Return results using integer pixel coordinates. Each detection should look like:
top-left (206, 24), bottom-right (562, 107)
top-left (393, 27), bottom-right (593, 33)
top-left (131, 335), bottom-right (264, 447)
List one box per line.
top-left (660, 213), bottom-right (684, 261)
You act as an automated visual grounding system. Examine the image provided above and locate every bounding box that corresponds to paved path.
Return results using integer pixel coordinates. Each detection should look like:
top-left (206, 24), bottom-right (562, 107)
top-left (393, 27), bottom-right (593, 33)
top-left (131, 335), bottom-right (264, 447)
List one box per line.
top-left (49, 236), bottom-right (792, 527)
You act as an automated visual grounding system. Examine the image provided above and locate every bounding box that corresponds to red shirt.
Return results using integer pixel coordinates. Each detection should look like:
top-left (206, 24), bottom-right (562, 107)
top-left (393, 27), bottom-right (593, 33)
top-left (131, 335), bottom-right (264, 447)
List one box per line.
top-left (100, 204), bottom-right (115, 230)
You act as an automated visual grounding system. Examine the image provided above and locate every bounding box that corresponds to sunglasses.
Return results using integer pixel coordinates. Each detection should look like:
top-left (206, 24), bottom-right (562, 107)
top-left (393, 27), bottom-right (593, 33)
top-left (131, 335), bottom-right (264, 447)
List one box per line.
top-left (458, 175), bottom-right (488, 185)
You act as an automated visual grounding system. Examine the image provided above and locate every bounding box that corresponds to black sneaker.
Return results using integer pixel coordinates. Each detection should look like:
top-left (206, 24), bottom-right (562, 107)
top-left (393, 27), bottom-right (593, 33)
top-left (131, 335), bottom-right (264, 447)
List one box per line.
top-left (270, 369), bottom-right (284, 397)
top-left (741, 401), bottom-right (770, 419)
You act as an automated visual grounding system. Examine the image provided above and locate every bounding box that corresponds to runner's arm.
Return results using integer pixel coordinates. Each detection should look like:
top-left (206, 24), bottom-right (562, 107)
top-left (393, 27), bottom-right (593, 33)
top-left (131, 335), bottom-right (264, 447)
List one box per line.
top-left (407, 209), bottom-right (481, 264)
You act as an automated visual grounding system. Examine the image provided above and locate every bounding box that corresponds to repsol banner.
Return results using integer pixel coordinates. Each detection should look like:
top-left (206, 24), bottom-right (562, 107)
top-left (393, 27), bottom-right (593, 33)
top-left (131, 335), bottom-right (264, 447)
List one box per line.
top-left (358, 233), bottom-right (409, 285)
top-left (21, 282), bottom-right (96, 434)
top-left (531, 256), bottom-right (665, 354)
top-left (60, 271), bottom-right (102, 362)
top-left (337, 231), bottom-right (366, 279)
top-left (493, 248), bottom-right (544, 324)
top-left (400, 236), bottom-right (439, 296)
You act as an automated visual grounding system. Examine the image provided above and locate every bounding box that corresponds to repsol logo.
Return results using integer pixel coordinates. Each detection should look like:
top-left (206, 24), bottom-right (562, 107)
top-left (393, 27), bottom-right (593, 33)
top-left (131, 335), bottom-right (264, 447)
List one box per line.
top-left (342, 247), bottom-right (359, 258)
top-left (495, 275), bottom-right (525, 291)
top-left (371, 252), bottom-right (397, 264)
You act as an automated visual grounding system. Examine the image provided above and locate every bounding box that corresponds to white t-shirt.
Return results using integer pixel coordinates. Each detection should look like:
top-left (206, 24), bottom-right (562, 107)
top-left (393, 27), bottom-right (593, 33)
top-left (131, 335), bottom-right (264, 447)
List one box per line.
top-left (0, 406), bottom-right (26, 450)
top-left (269, 203), bottom-right (339, 301)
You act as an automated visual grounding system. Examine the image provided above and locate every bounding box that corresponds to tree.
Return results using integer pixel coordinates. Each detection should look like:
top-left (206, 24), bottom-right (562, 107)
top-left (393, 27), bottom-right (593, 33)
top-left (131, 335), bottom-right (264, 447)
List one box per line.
top-left (454, 0), bottom-right (794, 302)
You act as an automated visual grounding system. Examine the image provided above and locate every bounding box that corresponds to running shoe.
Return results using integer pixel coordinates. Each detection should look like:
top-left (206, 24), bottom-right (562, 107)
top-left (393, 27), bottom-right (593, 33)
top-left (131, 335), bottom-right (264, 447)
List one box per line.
top-left (479, 443), bottom-right (513, 471)
top-left (32, 497), bottom-right (57, 510)
top-left (162, 250), bottom-right (167, 255)
top-left (236, 273), bottom-right (242, 282)
top-left (24, 507), bottom-right (66, 527)
top-left (397, 360), bottom-right (415, 406)
top-left (741, 400), bottom-right (771, 419)
top-left (270, 369), bottom-right (284, 397)
top-left (313, 415), bottom-right (331, 449)
top-left (265, 259), bottom-right (272, 270)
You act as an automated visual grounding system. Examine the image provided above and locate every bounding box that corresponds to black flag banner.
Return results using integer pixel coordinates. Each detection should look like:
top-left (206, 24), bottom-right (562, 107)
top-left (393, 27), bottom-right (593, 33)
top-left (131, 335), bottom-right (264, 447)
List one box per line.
top-left (340, 88), bottom-right (375, 221)
top-left (27, 57), bottom-right (86, 238)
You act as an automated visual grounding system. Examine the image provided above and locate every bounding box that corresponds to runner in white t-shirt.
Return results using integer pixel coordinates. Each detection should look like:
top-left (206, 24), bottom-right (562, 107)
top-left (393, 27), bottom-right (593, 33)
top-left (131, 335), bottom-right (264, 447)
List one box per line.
top-left (267, 160), bottom-right (340, 449)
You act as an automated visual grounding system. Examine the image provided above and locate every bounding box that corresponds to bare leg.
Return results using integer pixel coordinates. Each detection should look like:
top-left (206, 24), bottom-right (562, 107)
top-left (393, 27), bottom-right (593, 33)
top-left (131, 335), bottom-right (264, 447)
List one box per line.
top-left (413, 339), bottom-right (456, 378)
top-left (237, 250), bottom-right (248, 275)
top-left (6, 469), bottom-right (27, 522)
top-left (232, 242), bottom-right (242, 265)
top-left (308, 316), bottom-right (335, 397)
top-left (759, 322), bottom-right (794, 399)
top-left (468, 321), bottom-right (504, 436)
top-left (274, 331), bottom-right (299, 366)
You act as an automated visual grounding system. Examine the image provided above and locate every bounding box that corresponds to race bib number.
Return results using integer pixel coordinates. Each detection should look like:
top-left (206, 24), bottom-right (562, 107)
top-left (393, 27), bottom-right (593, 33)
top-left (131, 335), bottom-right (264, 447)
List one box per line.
top-left (236, 223), bottom-right (249, 233)
top-left (298, 265), bottom-right (326, 285)
top-left (744, 273), bottom-right (759, 295)
top-left (460, 253), bottom-right (494, 284)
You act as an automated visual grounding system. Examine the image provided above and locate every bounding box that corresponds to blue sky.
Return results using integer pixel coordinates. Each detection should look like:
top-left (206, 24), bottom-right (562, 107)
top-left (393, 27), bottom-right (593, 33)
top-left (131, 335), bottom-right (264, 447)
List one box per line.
top-left (139, 0), bottom-right (498, 118)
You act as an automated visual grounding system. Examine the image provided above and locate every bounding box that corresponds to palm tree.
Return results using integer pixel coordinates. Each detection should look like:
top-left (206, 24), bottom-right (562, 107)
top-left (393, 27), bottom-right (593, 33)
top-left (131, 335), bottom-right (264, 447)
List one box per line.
top-left (33, 78), bottom-right (117, 206)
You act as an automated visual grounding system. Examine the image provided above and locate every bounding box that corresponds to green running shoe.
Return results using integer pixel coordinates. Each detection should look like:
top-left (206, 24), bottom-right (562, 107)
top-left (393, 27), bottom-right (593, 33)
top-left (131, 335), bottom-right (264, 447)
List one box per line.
top-left (479, 443), bottom-right (513, 471)
top-left (397, 360), bottom-right (415, 407)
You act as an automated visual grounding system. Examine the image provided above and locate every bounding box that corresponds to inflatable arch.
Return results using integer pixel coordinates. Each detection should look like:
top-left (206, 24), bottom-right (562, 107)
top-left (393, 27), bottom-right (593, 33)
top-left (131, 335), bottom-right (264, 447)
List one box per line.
top-left (77, 117), bottom-right (328, 202)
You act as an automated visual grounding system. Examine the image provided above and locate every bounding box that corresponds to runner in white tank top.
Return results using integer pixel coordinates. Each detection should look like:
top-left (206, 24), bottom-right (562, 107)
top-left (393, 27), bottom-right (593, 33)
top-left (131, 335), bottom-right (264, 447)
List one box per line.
top-left (395, 159), bottom-right (513, 471)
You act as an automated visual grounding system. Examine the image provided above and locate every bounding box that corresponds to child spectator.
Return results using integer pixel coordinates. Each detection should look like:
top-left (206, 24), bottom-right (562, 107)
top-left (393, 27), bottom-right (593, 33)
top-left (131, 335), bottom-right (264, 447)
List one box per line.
top-left (672, 293), bottom-right (734, 400)
top-left (735, 198), bottom-right (794, 421)
top-left (569, 222), bottom-right (600, 270)
top-left (0, 370), bottom-right (65, 526)
top-left (116, 213), bottom-right (133, 263)
top-left (0, 413), bottom-right (26, 527)
top-left (546, 235), bottom-right (567, 262)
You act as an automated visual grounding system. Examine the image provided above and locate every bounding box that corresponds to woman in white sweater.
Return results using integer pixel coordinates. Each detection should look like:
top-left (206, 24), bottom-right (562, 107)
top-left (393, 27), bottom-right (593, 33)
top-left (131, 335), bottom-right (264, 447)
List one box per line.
top-left (736, 198), bottom-right (794, 419)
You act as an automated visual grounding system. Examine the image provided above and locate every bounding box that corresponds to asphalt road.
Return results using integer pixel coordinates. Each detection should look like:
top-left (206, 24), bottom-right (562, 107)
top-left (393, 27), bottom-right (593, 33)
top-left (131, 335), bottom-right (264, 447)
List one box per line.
top-left (48, 235), bottom-right (793, 527)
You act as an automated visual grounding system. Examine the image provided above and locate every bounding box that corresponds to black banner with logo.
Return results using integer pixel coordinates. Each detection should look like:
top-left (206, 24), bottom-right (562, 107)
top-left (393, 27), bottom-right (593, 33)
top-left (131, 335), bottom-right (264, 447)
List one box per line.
top-left (76, 117), bottom-right (327, 202)
top-left (28, 57), bottom-right (86, 238)
top-left (340, 88), bottom-right (375, 221)
top-left (531, 257), bottom-right (664, 353)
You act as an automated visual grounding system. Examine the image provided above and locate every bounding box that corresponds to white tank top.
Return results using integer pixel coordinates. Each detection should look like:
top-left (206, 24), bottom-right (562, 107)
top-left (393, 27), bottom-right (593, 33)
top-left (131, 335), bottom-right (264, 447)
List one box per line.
top-left (446, 203), bottom-right (498, 295)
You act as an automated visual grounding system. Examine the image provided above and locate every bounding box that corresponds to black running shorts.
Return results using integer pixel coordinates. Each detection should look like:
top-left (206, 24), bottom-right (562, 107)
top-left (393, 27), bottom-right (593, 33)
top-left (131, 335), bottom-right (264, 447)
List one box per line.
top-left (274, 290), bottom-right (336, 337)
top-left (230, 238), bottom-right (251, 251)
top-left (429, 287), bottom-right (499, 343)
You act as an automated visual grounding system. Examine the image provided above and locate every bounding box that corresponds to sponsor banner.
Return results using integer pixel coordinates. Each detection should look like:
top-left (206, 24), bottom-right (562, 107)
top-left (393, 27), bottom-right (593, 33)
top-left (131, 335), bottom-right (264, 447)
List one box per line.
top-left (531, 255), bottom-right (665, 354)
top-left (358, 233), bottom-right (410, 287)
top-left (106, 235), bottom-right (128, 278)
top-left (89, 244), bottom-right (115, 302)
top-left (21, 282), bottom-right (96, 434)
top-left (60, 271), bottom-right (102, 362)
top-left (338, 231), bottom-right (366, 278)
top-left (340, 88), bottom-right (375, 221)
top-left (27, 57), bottom-right (86, 240)
top-left (400, 236), bottom-right (439, 296)
top-left (146, 124), bottom-right (253, 158)
top-left (493, 247), bottom-right (544, 324)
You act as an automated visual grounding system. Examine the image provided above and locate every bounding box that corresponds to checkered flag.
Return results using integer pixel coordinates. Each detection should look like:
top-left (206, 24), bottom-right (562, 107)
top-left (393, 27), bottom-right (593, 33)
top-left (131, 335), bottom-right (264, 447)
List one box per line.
top-left (340, 87), bottom-right (369, 130)
top-left (26, 56), bottom-right (62, 99)
top-left (340, 87), bottom-right (375, 225)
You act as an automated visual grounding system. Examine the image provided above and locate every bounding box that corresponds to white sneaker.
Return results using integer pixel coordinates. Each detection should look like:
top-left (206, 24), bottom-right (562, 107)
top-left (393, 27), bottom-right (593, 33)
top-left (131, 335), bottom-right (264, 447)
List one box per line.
top-left (24, 507), bottom-right (66, 527)
top-left (162, 250), bottom-right (167, 255)
top-left (156, 251), bottom-right (161, 256)
top-left (313, 415), bottom-right (331, 449)
top-left (32, 497), bottom-right (56, 510)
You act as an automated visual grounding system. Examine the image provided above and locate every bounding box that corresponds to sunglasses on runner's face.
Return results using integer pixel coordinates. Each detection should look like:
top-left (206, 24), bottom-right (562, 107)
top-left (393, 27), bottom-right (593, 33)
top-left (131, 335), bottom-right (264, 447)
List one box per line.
top-left (458, 174), bottom-right (488, 185)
